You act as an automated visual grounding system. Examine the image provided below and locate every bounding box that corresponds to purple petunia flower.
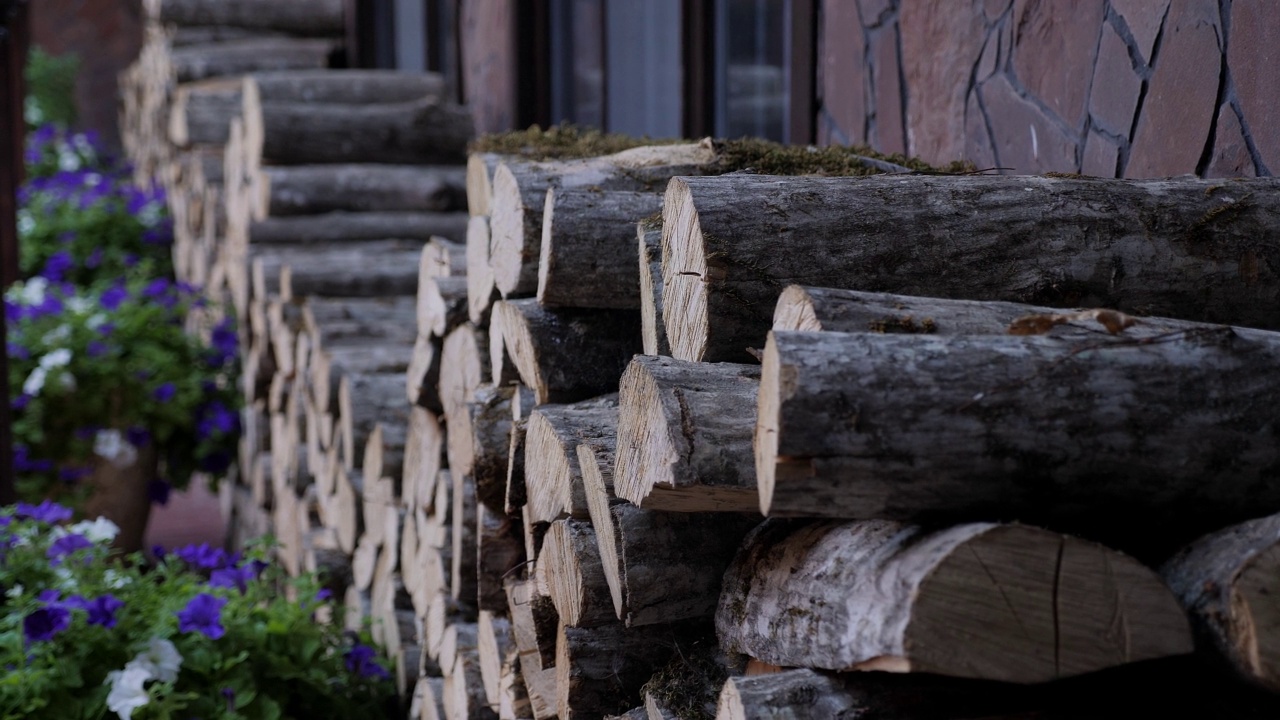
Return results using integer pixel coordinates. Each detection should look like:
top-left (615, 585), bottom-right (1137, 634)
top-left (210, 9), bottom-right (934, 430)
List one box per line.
top-left (316, 589), bottom-right (333, 602)
top-left (196, 402), bottom-right (237, 440)
top-left (59, 466), bottom-right (92, 483)
top-left (7, 342), bottom-right (29, 361)
top-left (175, 543), bottom-right (226, 570)
top-left (82, 594), bottom-right (124, 628)
top-left (126, 426), bottom-right (151, 448)
top-left (87, 340), bottom-right (109, 358)
top-left (11, 394), bottom-right (30, 411)
top-left (38, 589), bottom-right (60, 603)
top-left (142, 278), bottom-right (170, 300)
top-left (47, 533), bottom-right (93, 562)
top-left (177, 593), bottom-right (227, 640)
top-left (23, 605), bottom-right (71, 643)
top-left (209, 564), bottom-right (258, 594)
top-left (153, 382), bottom-right (177, 403)
top-left (85, 248), bottom-right (103, 269)
top-left (343, 644), bottom-right (391, 680)
top-left (100, 284), bottom-right (128, 311)
top-left (15, 500), bottom-right (72, 524)
top-left (40, 251), bottom-right (74, 283)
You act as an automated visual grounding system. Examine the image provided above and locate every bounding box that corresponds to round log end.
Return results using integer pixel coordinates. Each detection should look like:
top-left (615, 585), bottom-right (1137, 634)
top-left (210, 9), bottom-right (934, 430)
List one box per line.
top-left (466, 153), bottom-right (494, 217)
top-left (614, 357), bottom-right (678, 507)
top-left (1235, 546), bottom-right (1280, 688)
top-left (905, 524), bottom-right (1194, 683)
top-left (660, 177), bottom-right (710, 362)
top-left (465, 216), bottom-right (496, 324)
top-left (536, 187), bottom-right (556, 305)
top-left (495, 301), bottom-right (549, 405)
top-left (524, 410), bottom-right (574, 523)
top-left (773, 285), bottom-right (823, 332)
top-left (755, 334), bottom-right (783, 516)
top-left (490, 163), bottom-right (528, 297)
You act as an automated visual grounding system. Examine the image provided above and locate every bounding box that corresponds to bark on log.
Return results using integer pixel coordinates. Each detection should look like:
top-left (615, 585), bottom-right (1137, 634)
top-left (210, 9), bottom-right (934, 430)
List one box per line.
top-left (407, 335), bottom-right (444, 414)
top-left (505, 578), bottom-right (561, 674)
top-left (248, 212), bottom-right (468, 245)
top-left (254, 95), bottom-right (473, 165)
top-left (524, 395), bottom-right (619, 523)
top-left (663, 175), bottom-right (1280, 363)
top-left (261, 164), bottom-right (467, 216)
top-left (466, 216), bottom-right (498, 324)
top-left (445, 650), bottom-right (498, 720)
top-left (495, 299), bottom-right (641, 405)
top-left (1162, 513), bottom-right (1280, 692)
top-left (338, 371), bottom-right (410, 474)
top-left (757, 328), bottom-right (1280, 556)
top-left (148, 0), bottom-right (345, 36)
top-left (504, 417), bottom-right (529, 516)
top-left (536, 188), bottom-right (664, 309)
top-left (252, 239), bottom-right (427, 298)
top-left (478, 504), bottom-right (525, 613)
top-left (446, 385), bottom-right (517, 514)
top-left (451, 472), bottom-right (480, 612)
top-left (171, 39), bottom-right (336, 83)
top-left (544, 518), bottom-right (616, 628)
top-left (717, 519), bottom-right (1192, 682)
top-left (253, 69), bottom-right (446, 104)
top-left (304, 296), bottom-right (417, 344)
top-left (170, 25), bottom-right (294, 47)
top-left (638, 220), bottom-right (669, 356)
top-left (615, 356), bottom-right (760, 513)
top-left (168, 77), bottom-right (242, 147)
top-left (422, 276), bottom-right (470, 338)
top-left (490, 143), bottom-right (718, 298)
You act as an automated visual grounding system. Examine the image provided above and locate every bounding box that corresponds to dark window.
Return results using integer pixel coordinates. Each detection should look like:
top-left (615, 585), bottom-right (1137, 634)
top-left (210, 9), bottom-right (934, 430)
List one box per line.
top-left (713, 0), bottom-right (787, 141)
top-left (549, 0), bottom-right (605, 128)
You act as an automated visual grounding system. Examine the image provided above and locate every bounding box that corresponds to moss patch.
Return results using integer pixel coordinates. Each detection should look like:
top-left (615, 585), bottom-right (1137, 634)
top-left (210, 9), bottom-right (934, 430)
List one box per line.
top-left (470, 123), bottom-right (683, 160)
top-left (712, 137), bottom-right (973, 176)
top-left (640, 638), bottom-right (731, 720)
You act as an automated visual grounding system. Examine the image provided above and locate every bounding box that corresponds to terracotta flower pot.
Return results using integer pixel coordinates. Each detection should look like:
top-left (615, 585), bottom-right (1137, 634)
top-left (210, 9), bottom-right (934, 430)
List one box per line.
top-left (82, 442), bottom-right (158, 554)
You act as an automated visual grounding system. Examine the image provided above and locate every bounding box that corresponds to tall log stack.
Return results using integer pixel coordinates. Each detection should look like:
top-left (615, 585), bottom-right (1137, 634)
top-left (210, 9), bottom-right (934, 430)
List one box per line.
top-left (125, 27), bottom-right (1280, 711)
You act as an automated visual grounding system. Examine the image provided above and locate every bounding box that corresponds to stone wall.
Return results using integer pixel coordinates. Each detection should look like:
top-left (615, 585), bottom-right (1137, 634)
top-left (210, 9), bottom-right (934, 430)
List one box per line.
top-left (28, 0), bottom-right (143, 153)
top-left (817, 0), bottom-right (1275, 178)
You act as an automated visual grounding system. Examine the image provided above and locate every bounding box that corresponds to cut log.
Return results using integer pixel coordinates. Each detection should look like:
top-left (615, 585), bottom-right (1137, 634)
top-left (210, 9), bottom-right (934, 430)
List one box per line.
top-left (637, 220), bottom-right (669, 356)
top-left (477, 503), bottom-right (525, 613)
top-left (247, 212), bottom-right (468, 245)
top-left (504, 417), bottom-right (529, 515)
top-left (663, 174), bottom-right (1280, 363)
top-left (251, 239), bottom-right (428, 298)
top-left (505, 577), bottom-right (561, 674)
top-left (422, 276), bottom-right (470, 338)
top-left (466, 153), bottom-right (503, 217)
top-left (465, 216), bottom-right (498, 324)
top-left (403, 407), bottom-right (444, 511)
top-left (555, 623), bottom-right (683, 720)
top-left (536, 188), bottom-right (664, 309)
top-left (757, 328), bottom-right (1280, 555)
top-left (451, 472), bottom-right (480, 612)
top-left (716, 519), bottom-right (1192, 682)
top-left (168, 77), bottom-right (243, 147)
top-left (446, 385), bottom-right (517, 513)
top-left (479, 612), bottom-right (515, 709)
top-left (615, 356), bottom-right (760, 513)
top-left (261, 164), bottom-right (467, 216)
top-left (423, 237), bottom-right (467, 279)
top-left (171, 39), bottom-right (336, 83)
top-left (543, 518), bottom-right (615, 628)
top-left (490, 143), bottom-right (718, 297)
top-left (338, 371), bottom-right (410, 474)
top-left (304, 296), bottom-right (417, 344)
top-left (1162, 513), bottom-right (1280, 692)
top-left (445, 649), bottom-right (497, 720)
top-left (439, 324), bottom-right (490, 419)
top-left (146, 0), bottom-right (345, 36)
top-left (419, 675), bottom-right (446, 720)
top-left (495, 299), bottom-right (641, 405)
top-left (523, 395), bottom-right (618, 524)
top-left (253, 95), bottom-right (473, 165)
top-left (169, 25), bottom-right (294, 46)
top-left (407, 335), bottom-right (444, 414)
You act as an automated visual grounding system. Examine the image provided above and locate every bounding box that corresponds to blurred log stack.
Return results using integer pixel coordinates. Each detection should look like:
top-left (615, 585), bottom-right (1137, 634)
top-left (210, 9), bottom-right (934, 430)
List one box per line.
top-left (124, 4), bottom-right (1280, 713)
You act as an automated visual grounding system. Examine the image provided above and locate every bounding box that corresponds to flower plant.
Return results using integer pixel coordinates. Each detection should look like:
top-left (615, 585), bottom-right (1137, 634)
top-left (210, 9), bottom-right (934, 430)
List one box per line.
top-left (0, 502), bottom-right (398, 719)
top-left (6, 272), bottom-right (239, 505)
top-left (19, 124), bottom-right (173, 285)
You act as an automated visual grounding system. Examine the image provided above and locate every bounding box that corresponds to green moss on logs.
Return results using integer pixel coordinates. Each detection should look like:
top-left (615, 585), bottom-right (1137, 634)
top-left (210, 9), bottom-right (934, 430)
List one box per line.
top-left (470, 123), bottom-right (682, 160)
top-left (639, 639), bottom-right (731, 720)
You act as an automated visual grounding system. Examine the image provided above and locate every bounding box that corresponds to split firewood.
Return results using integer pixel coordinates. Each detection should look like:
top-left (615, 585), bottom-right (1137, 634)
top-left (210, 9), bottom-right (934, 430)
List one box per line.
top-left (451, 472), bottom-right (480, 613)
top-left (663, 174), bottom-right (1280, 362)
top-left (444, 644), bottom-right (496, 720)
top-left (495, 300), bottom-right (640, 405)
top-left (402, 406), bottom-right (444, 511)
top-left (614, 356), bottom-right (760, 513)
top-left (170, 38), bottom-right (335, 83)
top-left (717, 519), bottom-right (1192, 682)
top-left (523, 394), bottom-right (618, 523)
top-left (1162, 513), bottom-right (1280, 692)
top-left (406, 335), bottom-right (443, 413)
top-left (422, 236), bottom-right (467, 279)
top-left (440, 323), bottom-right (491, 419)
top-left (465, 153), bottom-right (503, 217)
top-left (466, 216), bottom-right (499, 324)
top-left (637, 219), bottom-right (669, 356)
top-left (477, 503), bottom-right (525, 612)
top-left (489, 143), bottom-right (717, 297)
top-left (478, 612), bottom-right (515, 709)
top-left (260, 164), bottom-right (466, 216)
top-left (445, 385), bottom-right (517, 512)
top-left (756, 328), bottom-right (1280, 555)
top-left (536, 188), bottom-right (665, 309)
top-left (338, 371), bottom-right (410, 474)
top-left (247, 212), bottom-right (468, 245)
top-left (543, 518), bottom-right (616, 628)
top-left (144, 0), bottom-right (345, 36)
top-left (419, 675), bottom-right (446, 720)
top-left (555, 622), bottom-right (687, 720)
top-left (505, 577), bottom-right (560, 674)
top-left (421, 276), bottom-right (469, 338)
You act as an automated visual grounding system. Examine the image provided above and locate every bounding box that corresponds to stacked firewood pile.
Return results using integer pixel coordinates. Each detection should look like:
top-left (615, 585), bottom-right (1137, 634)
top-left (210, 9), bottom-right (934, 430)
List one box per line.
top-left (122, 4), bottom-right (1280, 715)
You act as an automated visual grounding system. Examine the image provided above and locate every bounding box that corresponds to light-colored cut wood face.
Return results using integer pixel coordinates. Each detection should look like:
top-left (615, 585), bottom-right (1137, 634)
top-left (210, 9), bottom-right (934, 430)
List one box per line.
top-left (909, 525), bottom-right (1192, 682)
top-left (1238, 543), bottom-right (1280, 686)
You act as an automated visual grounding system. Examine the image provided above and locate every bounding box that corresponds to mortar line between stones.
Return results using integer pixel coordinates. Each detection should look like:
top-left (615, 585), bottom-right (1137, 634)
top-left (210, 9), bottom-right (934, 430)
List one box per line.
top-left (1195, 1), bottom-right (1232, 177)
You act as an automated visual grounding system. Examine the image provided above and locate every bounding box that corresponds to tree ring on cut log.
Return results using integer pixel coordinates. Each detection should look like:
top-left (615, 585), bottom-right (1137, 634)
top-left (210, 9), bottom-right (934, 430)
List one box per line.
top-left (660, 178), bottom-right (711, 362)
top-left (490, 164), bottom-right (536, 297)
top-left (614, 359), bottom-right (680, 506)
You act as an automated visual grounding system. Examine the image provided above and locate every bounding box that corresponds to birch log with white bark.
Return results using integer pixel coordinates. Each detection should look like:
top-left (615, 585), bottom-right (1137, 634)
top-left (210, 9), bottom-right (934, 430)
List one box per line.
top-left (756, 328), bottom-right (1280, 555)
top-left (663, 174), bottom-right (1280, 363)
top-left (716, 519), bottom-right (1192, 682)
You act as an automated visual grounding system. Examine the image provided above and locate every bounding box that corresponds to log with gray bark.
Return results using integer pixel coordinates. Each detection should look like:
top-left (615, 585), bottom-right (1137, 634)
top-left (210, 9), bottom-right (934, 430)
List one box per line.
top-left (253, 239), bottom-right (425, 302)
top-left (555, 622), bottom-right (684, 720)
top-left (1162, 513), bottom-right (1280, 692)
top-left (247, 212), bottom-right (467, 245)
top-left (445, 385), bottom-right (517, 513)
top-left (717, 519), bottom-right (1192, 682)
top-left (260, 164), bottom-right (466, 216)
top-left (495, 300), bottom-right (641, 405)
top-left (477, 503), bottom-right (524, 613)
top-left (170, 39), bottom-right (336, 83)
top-left (168, 77), bottom-right (243, 147)
top-left (489, 143), bottom-right (718, 297)
top-left (543, 518), bottom-right (616, 628)
top-left (663, 174), bottom-right (1280, 362)
top-left (756, 328), bottom-right (1280, 555)
top-left (451, 471), bottom-right (480, 612)
top-left (614, 356), bottom-right (760, 513)
top-left (536, 188), bottom-right (665, 308)
top-left (145, 0), bottom-right (345, 36)
top-left (637, 219), bottom-right (669, 356)
top-left (523, 394), bottom-right (618, 523)
top-left (338, 371), bottom-right (410, 474)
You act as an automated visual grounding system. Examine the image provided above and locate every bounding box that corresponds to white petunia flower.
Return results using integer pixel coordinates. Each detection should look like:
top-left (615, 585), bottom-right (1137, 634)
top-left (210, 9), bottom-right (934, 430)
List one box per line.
top-left (56, 372), bottom-right (76, 392)
top-left (86, 313), bottom-right (108, 329)
top-left (104, 569), bottom-right (130, 589)
top-left (134, 638), bottom-right (183, 683)
top-left (67, 297), bottom-right (94, 315)
top-left (40, 348), bottom-right (72, 369)
top-left (10, 276), bottom-right (47, 306)
top-left (23, 366), bottom-right (47, 396)
top-left (41, 325), bottom-right (71, 345)
top-left (105, 665), bottom-right (152, 719)
top-left (5, 584), bottom-right (22, 599)
top-left (68, 517), bottom-right (120, 544)
top-left (94, 430), bottom-right (138, 468)
top-left (58, 147), bottom-right (81, 172)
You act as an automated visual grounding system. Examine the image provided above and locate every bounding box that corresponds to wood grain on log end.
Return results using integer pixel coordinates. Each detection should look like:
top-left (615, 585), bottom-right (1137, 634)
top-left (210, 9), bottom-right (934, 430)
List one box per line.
top-left (490, 163), bottom-right (545, 298)
top-left (466, 215), bottom-right (498, 324)
top-left (638, 220), bottom-right (670, 356)
top-left (659, 178), bottom-right (711, 362)
top-left (544, 518), bottom-right (616, 628)
top-left (717, 519), bottom-right (1192, 683)
top-left (524, 395), bottom-right (619, 524)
